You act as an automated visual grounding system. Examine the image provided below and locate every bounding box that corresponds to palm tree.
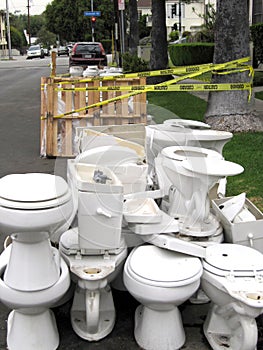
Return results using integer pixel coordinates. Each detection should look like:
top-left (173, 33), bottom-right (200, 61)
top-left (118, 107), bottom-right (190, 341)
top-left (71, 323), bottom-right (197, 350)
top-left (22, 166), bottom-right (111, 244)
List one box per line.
top-left (205, 0), bottom-right (263, 132)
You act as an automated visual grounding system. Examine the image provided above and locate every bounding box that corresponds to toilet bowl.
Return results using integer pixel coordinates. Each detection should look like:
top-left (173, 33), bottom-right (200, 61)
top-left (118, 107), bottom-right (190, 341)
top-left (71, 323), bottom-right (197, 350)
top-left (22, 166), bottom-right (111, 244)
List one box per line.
top-left (73, 145), bottom-right (148, 195)
top-left (59, 228), bottom-right (127, 341)
top-left (0, 173), bottom-right (74, 242)
top-left (157, 146), bottom-right (244, 238)
top-left (123, 245), bottom-right (203, 350)
top-left (201, 243), bottom-right (263, 350)
top-left (0, 245), bottom-right (70, 350)
top-left (146, 122), bottom-right (233, 175)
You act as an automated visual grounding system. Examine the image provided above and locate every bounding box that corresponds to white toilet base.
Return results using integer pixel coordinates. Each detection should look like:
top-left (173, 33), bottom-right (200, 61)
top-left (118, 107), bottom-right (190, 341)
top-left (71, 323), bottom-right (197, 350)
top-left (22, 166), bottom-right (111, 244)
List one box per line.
top-left (7, 309), bottom-right (59, 350)
top-left (71, 284), bottom-right (115, 341)
top-left (204, 303), bottom-right (258, 350)
top-left (134, 304), bottom-right (185, 350)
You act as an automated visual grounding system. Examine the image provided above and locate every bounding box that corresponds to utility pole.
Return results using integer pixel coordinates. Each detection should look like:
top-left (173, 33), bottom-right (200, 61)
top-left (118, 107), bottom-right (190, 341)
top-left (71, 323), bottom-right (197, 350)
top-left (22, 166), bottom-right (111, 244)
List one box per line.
top-left (91, 0), bottom-right (94, 42)
top-left (6, 0), bottom-right (12, 59)
top-left (27, 0), bottom-right (31, 45)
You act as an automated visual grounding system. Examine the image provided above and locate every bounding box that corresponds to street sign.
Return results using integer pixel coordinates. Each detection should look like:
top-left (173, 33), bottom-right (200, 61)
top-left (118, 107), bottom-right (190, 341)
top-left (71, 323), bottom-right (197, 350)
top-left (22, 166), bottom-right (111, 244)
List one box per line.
top-left (84, 11), bottom-right (101, 17)
top-left (118, 0), bottom-right (125, 10)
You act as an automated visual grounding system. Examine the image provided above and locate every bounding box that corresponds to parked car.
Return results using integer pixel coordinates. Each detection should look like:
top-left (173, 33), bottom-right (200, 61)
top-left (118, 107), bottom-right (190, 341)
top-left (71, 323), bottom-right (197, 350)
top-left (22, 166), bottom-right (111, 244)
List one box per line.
top-left (57, 46), bottom-right (69, 56)
top-left (43, 48), bottom-right (50, 56)
top-left (26, 45), bottom-right (44, 59)
top-left (69, 42), bottom-right (107, 68)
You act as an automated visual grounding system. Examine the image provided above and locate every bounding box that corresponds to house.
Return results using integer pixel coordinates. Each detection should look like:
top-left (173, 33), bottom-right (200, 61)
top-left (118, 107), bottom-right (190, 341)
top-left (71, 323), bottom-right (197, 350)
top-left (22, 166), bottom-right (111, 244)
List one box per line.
top-left (137, 0), bottom-right (261, 39)
top-left (137, 0), bottom-right (216, 38)
top-left (0, 10), bottom-right (8, 55)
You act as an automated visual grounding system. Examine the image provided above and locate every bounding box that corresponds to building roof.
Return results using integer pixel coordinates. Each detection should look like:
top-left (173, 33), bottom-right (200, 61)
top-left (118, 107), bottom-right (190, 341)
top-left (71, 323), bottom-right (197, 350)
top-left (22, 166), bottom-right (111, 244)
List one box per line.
top-left (137, 0), bottom-right (151, 9)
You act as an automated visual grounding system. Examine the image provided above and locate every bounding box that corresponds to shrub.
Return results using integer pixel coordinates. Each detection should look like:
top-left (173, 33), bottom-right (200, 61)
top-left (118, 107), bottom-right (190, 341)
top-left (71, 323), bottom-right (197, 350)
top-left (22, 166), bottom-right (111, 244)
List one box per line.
top-left (168, 42), bottom-right (214, 66)
top-left (121, 53), bottom-right (149, 73)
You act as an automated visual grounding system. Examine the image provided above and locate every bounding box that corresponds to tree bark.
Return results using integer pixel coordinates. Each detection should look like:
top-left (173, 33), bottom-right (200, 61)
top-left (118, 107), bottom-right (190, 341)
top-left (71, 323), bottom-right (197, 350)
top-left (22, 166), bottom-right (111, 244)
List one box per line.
top-left (129, 0), bottom-right (139, 55)
top-left (205, 0), bottom-right (263, 132)
top-left (149, 0), bottom-right (168, 84)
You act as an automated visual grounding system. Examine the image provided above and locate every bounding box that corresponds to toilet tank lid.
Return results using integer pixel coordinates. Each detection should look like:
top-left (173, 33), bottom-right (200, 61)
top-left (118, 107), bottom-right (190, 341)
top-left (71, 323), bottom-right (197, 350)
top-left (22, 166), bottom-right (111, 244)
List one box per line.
top-left (128, 245), bottom-right (202, 284)
top-left (0, 173), bottom-right (69, 204)
top-left (203, 244), bottom-right (263, 277)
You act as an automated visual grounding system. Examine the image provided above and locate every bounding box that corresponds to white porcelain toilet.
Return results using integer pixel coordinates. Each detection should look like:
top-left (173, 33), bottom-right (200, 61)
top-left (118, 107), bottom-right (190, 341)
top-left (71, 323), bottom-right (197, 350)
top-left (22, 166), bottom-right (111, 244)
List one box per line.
top-left (59, 228), bottom-right (127, 341)
top-left (59, 163), bottom-right (128, 341)
top-left (123, 245), bottom-right (203, 350)
top-left (0, 173), bottom-right (73, 350)
top-left (145, 121), bottom-right (233, 175)
top-left (0, 173), bottom-right (75, 242)
top-left (73, 145), bottom-right (148, 195)
top-left (201, 243), bottom-right (263, 350)
top-left (157, 146), bottom-right (244, 238)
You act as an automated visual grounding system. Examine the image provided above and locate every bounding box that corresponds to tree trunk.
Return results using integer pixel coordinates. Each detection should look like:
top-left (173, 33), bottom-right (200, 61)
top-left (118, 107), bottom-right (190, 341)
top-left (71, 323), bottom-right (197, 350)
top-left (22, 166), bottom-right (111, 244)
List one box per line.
top-left (205, 0), bottom-right (263, 132)
top-left (149, 0), bottom-right (168, 84)
top-left (129, 0), bottom-right (139, 55)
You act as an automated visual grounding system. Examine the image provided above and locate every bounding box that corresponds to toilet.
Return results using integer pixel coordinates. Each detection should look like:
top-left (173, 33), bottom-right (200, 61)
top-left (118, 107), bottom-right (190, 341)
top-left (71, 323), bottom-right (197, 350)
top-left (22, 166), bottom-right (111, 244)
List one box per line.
top-left (59, 163), bottom-right (128, 341)
top-left (0, 173), bottom-right (75, 243)
top-left (157, 146), bottom-right (244, 239)
top-left (0, 243), bottom-right (70, 350)
top-left (73, 145), bottom-right (148, 195)
top-left (201, 243), bottom-right (263, 350)
top-left (145, 121), bottom-right (233, 176)
top-left (123, 245), bottom-right (203, 350)
top-left (59, 229), bottom-right (127, 341)
top-left (0, 173), bottom-right (73, 350)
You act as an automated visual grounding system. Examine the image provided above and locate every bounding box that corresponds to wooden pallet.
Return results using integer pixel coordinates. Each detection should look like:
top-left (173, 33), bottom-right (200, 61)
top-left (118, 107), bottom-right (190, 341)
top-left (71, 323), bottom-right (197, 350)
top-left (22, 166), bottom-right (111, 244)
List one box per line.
top-left (40, 76), bottom-right (147, 157)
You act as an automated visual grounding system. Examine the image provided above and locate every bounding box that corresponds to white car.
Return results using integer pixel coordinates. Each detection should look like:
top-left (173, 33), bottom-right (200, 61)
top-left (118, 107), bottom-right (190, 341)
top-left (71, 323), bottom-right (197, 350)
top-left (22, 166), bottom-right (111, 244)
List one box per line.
top-left (27, 45), bottom-right (45, 59)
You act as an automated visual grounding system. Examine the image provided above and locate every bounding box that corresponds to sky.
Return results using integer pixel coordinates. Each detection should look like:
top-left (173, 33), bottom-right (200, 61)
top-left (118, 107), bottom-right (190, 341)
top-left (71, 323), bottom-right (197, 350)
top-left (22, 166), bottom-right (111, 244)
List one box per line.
top-left (0, 0), bottom-right (51, 16)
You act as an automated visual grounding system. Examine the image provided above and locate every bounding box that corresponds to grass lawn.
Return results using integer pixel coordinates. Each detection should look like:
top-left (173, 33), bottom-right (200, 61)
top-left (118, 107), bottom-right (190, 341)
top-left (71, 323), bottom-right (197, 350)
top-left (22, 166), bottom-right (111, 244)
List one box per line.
top-left (147, 91), bottom-right (263, 211)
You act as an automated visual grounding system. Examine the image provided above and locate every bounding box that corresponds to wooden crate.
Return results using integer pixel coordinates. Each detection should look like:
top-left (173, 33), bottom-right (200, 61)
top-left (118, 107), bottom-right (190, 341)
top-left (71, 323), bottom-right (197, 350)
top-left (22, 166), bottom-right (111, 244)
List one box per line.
top-left (40, 76), bottom-right (147, 157)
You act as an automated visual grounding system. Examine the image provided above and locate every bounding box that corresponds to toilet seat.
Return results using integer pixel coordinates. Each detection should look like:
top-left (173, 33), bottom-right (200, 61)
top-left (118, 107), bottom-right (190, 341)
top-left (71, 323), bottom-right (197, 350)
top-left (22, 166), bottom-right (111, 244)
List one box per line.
top-left (161, 146), bottom-right (222, 162)
top-left (0, 173), bottom-right (71, 209)
top-left (126, 245), bottom-right (202, 288)
top-left (203, 244), bottom-right (263, 277)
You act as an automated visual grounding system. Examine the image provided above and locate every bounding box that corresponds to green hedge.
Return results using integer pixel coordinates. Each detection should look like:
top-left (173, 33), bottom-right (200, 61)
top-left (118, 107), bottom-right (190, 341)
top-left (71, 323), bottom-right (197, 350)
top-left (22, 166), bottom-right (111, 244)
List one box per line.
top-left (168, 43), bottom-right (214, 66)
top-left (250, 23), bottom-right (263, 67)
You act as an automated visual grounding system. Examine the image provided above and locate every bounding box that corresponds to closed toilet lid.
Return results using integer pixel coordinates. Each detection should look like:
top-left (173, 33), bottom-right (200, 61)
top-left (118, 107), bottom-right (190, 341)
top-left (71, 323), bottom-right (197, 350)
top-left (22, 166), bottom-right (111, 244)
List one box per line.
top-left (203, 244), bottom-right (263, 277)
top-left (161, 146), bottom-right (222, 162)
top-left (0, 173), bottom-right (71, 209)
top-left (128, 245), bottom-right (202, 286)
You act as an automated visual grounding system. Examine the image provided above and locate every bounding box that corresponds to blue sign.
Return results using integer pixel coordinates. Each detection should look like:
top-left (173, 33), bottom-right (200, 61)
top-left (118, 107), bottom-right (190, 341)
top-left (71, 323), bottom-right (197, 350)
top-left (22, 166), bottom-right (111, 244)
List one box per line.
top-left (84, 11), bottom-right (101, 17)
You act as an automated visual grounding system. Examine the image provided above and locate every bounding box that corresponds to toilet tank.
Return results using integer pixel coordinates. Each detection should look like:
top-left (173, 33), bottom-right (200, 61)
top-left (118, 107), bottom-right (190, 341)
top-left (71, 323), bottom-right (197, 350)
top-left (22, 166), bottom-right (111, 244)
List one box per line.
top-left (76, 163), bottom-right (124, 252)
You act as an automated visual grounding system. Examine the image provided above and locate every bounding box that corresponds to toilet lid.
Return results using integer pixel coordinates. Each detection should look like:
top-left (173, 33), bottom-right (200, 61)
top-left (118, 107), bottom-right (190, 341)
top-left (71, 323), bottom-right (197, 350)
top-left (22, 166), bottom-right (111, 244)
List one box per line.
top-left (203, 244), bottom-right (263, 277)
top-left (0, 173), bottom-right (71, 209)
top-left (128, 245), bottom-right (202, 286)
top-left (161, 146), bottom-right (222, 162)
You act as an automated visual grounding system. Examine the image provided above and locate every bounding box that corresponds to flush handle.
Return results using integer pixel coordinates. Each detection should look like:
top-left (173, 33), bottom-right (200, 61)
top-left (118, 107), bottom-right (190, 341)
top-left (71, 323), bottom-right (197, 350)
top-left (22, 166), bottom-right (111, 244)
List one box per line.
top-left (97, 207), bottom-right (112, 218)
top-left (248, 233), bottom-right (254, 247)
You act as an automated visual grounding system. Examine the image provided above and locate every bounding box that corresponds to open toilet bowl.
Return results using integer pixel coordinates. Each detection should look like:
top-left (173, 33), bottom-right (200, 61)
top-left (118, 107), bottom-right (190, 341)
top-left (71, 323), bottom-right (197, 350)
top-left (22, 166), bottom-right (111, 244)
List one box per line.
top-left (157, 146), bottom-right (244, 238)
top-left (0, 173), bottom-right (74, 243)
top-left (0, 244), bottom-right (70, 350)
top-left (123, 245), bottom-right (203, 350)
top-left (145, 122), bottom-right (233, 175)
top-left (59, 228), bottom-right (127, 341)
top-left (201, 243), bottom-right (263, 350)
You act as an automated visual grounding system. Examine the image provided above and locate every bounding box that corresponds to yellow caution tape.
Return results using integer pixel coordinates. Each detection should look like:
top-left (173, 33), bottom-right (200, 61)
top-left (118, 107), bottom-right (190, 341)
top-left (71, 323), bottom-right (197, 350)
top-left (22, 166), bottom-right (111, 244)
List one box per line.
top-left (54, 56), bottom-right (251, 85)
top-left (55, 83), bottom-right (251, 93)
top-left (40, 57), bottom-right (253, 120)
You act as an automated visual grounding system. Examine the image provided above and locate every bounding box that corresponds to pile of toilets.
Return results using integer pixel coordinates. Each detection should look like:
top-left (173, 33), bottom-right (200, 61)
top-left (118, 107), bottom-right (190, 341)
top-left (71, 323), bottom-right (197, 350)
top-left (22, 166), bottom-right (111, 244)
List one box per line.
top-left (0, 118), bottom-right (263, 350)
